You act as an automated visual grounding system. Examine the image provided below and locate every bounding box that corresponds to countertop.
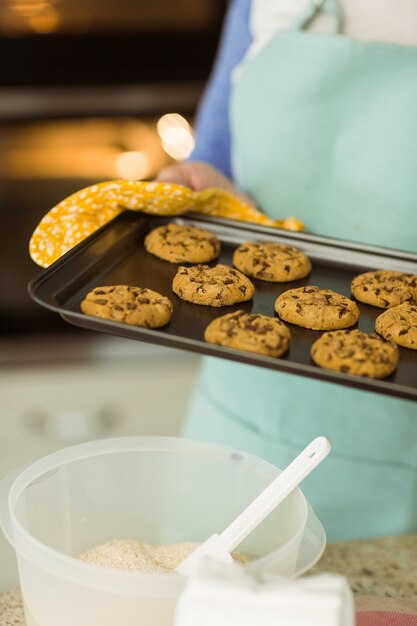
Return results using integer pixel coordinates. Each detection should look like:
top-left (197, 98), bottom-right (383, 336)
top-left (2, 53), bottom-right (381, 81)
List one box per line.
top-left (311, 533), bottom-right (417, 600)
top-left (1, 534), bottom-right (416, 625)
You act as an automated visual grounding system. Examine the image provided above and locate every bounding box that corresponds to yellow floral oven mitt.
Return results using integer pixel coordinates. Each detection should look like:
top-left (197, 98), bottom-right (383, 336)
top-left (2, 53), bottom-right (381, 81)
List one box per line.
top-left (29, 179), bottom-right (304, 268)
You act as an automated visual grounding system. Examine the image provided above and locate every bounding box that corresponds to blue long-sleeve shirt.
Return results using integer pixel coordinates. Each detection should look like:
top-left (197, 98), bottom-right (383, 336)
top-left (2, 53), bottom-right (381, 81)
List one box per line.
top-left (189, 0), bottom-right (252, 179)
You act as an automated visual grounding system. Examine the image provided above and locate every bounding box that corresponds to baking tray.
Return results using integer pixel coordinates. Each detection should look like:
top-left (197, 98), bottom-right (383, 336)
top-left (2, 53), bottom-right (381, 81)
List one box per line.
top-left (29, 211), bottom-right (417, 401)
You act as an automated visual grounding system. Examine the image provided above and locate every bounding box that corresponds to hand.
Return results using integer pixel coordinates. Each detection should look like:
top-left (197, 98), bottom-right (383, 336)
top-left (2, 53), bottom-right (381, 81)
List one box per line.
top-left (156, 161), bottom-right (256, 207)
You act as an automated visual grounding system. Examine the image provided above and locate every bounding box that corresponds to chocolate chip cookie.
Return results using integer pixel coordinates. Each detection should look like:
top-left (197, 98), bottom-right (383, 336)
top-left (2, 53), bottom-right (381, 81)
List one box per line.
top-left (233, 241), bottom-right (312, 282)
top-left (144, 222), bottom-right (220, 264)
top-left (81, 285), bottom-right (173, 328)
top-left (351, 270), bottom-right (417, 308)
top-left (204, 310), bottom-right (291, 357)
top-left (275, 286), bottom-right (360, 330)
top-left (311, 329), bottom-right (399, 378)
top-left (172, 264), bottom-right (255, 307)
top-left (375, 302), bottom-right (417, 350)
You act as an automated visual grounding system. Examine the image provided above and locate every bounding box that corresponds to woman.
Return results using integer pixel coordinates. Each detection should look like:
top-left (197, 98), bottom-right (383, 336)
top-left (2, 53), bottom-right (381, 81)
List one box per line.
top-left (157, 0), bottom-right (417, 541)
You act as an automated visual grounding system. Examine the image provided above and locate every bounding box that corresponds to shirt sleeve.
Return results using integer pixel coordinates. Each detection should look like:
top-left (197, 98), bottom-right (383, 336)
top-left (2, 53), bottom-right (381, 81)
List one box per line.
top-left (188, 0), bottom-right (253, 179)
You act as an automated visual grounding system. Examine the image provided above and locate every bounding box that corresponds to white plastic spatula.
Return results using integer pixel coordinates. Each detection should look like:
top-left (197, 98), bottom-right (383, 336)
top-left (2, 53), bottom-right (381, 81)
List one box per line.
top-left (177, 436), bottom-right (331, 576)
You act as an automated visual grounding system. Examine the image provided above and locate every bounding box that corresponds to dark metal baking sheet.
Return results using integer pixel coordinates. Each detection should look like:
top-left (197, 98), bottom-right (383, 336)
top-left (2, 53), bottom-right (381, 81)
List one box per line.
top-left (29, 211), bottom-right (417, 401)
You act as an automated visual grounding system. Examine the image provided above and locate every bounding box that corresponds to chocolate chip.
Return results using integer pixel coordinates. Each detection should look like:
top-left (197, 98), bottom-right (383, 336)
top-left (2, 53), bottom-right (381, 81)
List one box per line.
top-left (93, 299), bottom-right (107, 305)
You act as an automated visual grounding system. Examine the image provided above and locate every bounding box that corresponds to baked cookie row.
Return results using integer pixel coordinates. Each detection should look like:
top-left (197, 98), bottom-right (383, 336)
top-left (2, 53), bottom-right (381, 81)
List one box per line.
top-left (146, 223), bottom-right (417, 309)
top-left (144, 224), bottom-right (312, 282)
top-left (205, 312), bottom-right (400, 380)
top-left (78, 275), bottom-right (414, 382)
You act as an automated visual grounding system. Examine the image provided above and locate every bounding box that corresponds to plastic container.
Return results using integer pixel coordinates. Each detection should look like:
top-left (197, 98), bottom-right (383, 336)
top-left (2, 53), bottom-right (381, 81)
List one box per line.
top-left (0, 436), bottom-right (326, 626)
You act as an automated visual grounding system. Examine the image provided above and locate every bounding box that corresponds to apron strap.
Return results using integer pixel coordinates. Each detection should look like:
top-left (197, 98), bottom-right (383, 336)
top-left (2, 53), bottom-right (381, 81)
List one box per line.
top-left (294, 0), bottom-right (343, 34)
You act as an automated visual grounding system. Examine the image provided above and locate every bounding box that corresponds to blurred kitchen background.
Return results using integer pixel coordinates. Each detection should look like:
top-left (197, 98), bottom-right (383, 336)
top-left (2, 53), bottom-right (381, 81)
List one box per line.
top-left (0, 0), bottom-right (227, 511)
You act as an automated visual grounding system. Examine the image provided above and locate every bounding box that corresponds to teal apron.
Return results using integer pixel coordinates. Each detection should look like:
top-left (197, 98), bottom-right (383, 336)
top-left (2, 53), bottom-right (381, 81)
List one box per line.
top-left (182, 0), bottom-right (417, 541)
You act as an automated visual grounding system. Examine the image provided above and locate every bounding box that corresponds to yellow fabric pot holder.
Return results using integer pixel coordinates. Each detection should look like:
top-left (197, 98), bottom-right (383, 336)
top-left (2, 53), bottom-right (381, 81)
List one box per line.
top-left (29, 179), bottom-right (303, 268)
